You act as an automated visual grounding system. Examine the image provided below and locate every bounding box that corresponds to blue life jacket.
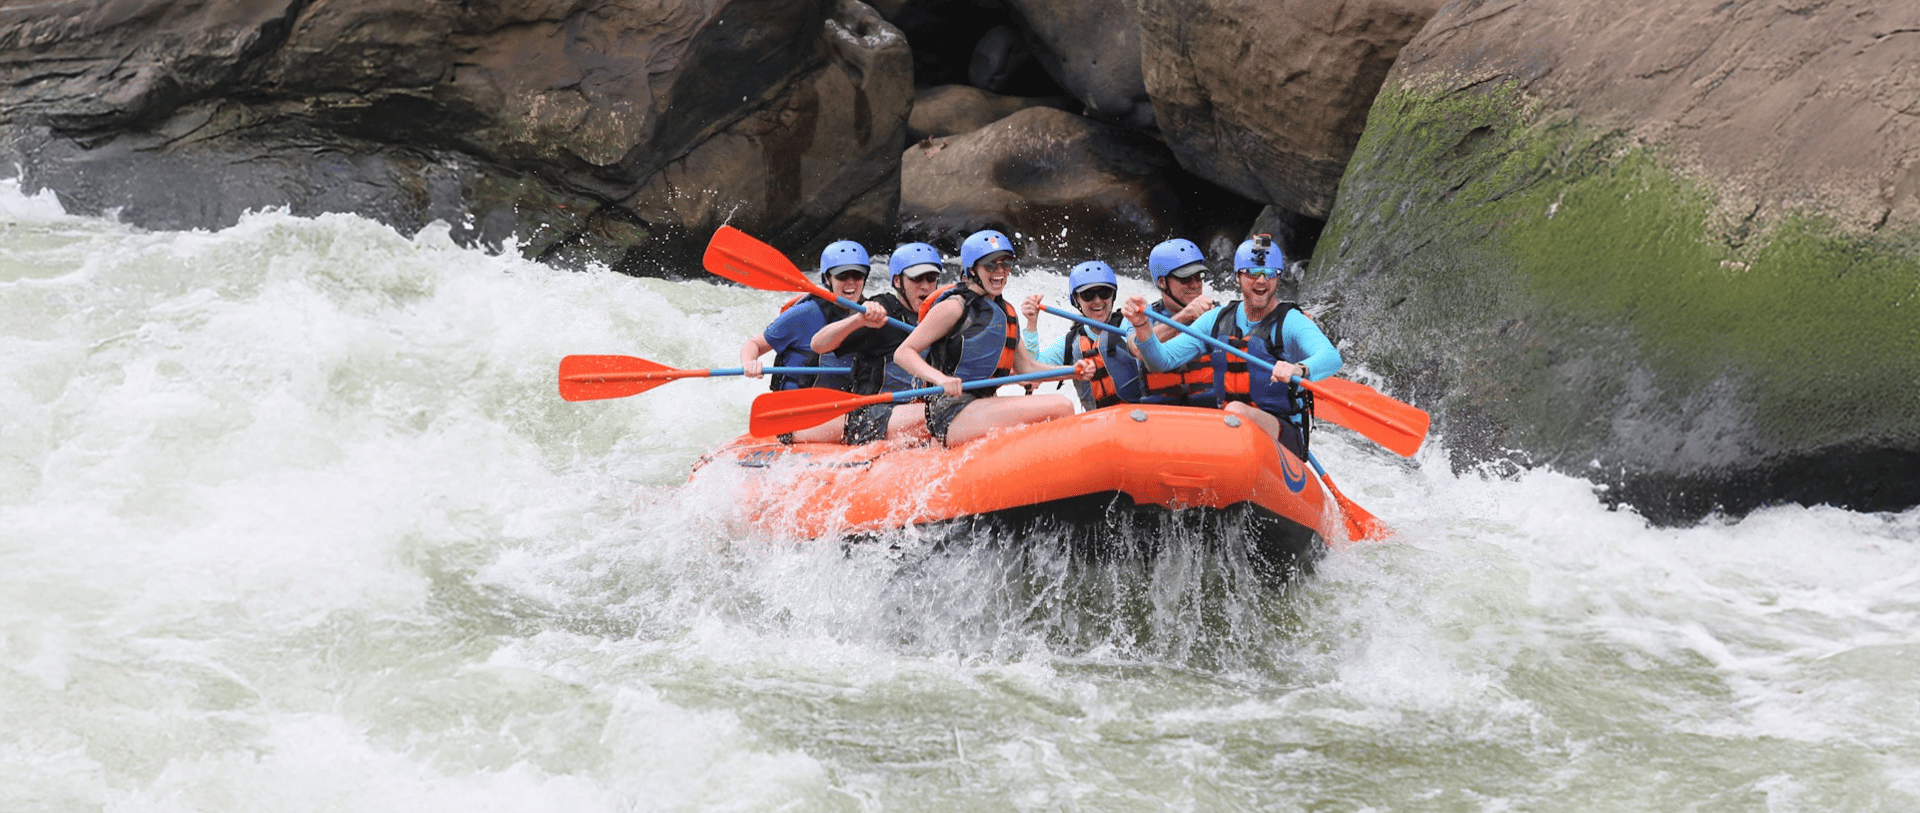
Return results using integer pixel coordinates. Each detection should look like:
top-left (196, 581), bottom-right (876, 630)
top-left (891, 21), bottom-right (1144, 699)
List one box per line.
top-left (922, 286), bottom-right (1017, 391)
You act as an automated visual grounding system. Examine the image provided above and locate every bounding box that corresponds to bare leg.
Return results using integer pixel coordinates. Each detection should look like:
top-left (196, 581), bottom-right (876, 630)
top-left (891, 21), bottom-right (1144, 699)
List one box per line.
top-left (1224, 401), bottom-right (1281, 441)
top-left (884, 402), bottom-right (931, 443)
top-left (789, 415), bottom-right (846, 444)
top-left (941, 395), bottom-right (1075, 446)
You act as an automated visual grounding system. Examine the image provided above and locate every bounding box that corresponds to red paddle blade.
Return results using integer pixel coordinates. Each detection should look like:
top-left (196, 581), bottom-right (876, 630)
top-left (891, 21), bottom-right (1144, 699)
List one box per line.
top-left (1306, 378), bottom-right (1430, 457)
top-left (703, 225), bottom-right (826, 298)
top-left (558, 355), bottom-right (692, 401)
top-left (1318, 472), bottom-right (1393, 542)
top-left (749, 387), bottom-right (888, 437)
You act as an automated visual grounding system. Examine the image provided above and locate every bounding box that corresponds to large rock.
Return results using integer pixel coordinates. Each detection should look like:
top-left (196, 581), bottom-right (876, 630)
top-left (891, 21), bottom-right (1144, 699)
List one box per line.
top-left (0, 0), bottom-right (912, 273)
top-left (1313, 0), bottom-right (1920, 521)
top-left (906, 84), bottom-right (1073, 141)
top-left (1136, 0), bottom-right (1443, 219)
top-left (1003, 0), bottom-right (1151, 128)
top-left (623, 0), bottom-right (912, 260)
top-left (899, 106), bottom-right (1183, 259)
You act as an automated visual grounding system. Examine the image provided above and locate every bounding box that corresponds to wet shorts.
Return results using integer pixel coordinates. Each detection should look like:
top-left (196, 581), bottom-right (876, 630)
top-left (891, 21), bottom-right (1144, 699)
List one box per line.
top-left (843, 403), bottom-right (894, 445)
top-left (921, 393), bottom-right (982, 446)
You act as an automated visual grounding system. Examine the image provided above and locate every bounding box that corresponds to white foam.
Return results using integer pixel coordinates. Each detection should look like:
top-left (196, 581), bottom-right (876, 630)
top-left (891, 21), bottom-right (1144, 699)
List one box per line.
top-left (3, 204), bottom-right (1917, 809)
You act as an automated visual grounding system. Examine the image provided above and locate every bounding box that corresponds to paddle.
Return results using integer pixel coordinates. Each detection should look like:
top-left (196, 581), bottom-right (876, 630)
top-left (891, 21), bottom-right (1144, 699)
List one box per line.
top-left (749, 368), bottom-right (1074, 437)
top-left (558, 354), bottom-right (851, 402)
top-left (703, 224), bottom-right (917, 332)
top-left (1137, 308), bottom-right (1429, 457)
top-left (1036, 306), bottom-right (1421, 450)
top-left (1307, 452), bottom-right (1392, 542)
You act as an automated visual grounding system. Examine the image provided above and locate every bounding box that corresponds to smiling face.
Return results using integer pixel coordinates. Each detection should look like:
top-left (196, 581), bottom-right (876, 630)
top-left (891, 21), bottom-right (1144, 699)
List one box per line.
top-left (969, 253), bottom-right (1014, 297)
top-left (1159, 273), bottom-right (1205, 308)
top-left (1073, 284), bottom-right (1116, 321)
top-left (897, 268), bottom-right (941, 311)
top-left (827, 268), bottom-right (868, 301)
top-left (1236, 268), bottom-right (1279, 315)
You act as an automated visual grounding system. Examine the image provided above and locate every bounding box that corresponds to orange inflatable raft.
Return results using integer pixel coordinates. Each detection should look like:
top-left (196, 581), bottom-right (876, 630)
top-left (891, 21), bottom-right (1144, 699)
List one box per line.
top-left (691, 404), bottom-right (1348, 576)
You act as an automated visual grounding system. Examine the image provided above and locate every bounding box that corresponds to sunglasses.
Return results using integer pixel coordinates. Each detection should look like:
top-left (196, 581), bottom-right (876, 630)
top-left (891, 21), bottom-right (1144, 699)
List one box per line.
top-left (1075, 286), bottom-right (1117, 301)
top-left (830, 269), bottom-right (869, 282)
top-left (978, 257), bottom-right (1016, 272)
top-left (1238, 267), bottom-right (1281, 277)
top-left (903, 271), bottom-right (940, 283)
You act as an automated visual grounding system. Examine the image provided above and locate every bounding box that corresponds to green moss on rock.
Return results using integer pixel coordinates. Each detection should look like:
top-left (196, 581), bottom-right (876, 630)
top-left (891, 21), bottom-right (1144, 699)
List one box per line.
top-left (1316, 78), bottom-right (1920, 514)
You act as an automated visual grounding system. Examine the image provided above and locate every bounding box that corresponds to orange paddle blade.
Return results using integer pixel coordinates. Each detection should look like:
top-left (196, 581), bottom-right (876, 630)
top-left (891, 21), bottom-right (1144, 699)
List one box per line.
top-left (749, 387), bottom-right (892, 437)
top-left (1305, 377), bottom-right (1430, 457)
top-left (558, 355), bottom-right (705, 401)
top-left (1318, 471), bottom-right (1392, 542)
top-left (703, 224), bottom-right (830, 298)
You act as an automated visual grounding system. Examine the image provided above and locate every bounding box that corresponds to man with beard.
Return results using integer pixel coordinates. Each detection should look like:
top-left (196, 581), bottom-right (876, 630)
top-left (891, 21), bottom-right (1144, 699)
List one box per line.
top-left (1121, 235), bottom-right (1341, 459)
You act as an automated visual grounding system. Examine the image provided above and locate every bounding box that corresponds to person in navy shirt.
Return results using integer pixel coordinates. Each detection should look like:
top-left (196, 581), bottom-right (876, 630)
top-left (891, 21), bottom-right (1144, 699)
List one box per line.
top-left (736, 240), bottom-right (869, 393)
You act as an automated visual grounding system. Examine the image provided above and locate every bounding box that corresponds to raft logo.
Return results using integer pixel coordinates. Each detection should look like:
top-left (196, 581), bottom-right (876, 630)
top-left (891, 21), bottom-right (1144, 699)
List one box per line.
top-left (1278, 450), bottom-right (1306, 493)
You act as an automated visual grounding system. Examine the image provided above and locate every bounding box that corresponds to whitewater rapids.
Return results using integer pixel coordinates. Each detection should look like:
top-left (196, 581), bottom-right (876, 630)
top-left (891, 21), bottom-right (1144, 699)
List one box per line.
top-left (3, 181), bottom-right (1917, 811)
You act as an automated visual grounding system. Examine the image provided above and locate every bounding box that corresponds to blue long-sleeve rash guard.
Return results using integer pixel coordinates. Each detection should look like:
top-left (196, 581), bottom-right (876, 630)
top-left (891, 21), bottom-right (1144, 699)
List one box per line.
top-left (1134, 305), bottom-right (1342, 381)
top-left (1021, 329), bottom-right (1068, 366)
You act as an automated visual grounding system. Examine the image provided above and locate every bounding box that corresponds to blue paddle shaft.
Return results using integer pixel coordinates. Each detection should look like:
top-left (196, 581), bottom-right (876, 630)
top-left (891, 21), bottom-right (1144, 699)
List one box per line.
top-left (829, 295), bottom-right (916, 332)
top-left (709, 366), bottom-right (852, 377)
top-left (887, 368), bottom-right (1075, 404)
top-left (1139, 308), bottom-right (1297, 382)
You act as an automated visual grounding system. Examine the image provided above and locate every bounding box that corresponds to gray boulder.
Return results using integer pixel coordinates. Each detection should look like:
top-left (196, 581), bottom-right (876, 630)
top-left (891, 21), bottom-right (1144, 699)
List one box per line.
top-left (1136, 0), bottom-right (1443, 218)
top-left (0, 0), bottom-right (913, 273)
top-left (907, 85), bottom-right (1074, 142)
top-left (900, 106), bottom-right (1183, 258)
top-left (1312, 0), bottom-right (1920, 521)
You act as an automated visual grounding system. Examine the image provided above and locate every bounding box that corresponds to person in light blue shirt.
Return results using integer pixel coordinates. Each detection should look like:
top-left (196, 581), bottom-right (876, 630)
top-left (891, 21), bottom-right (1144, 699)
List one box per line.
top-left (1017, 260), bottom-right (1143, 410)
top-left (1120, 234), bottom-right (1340, 458)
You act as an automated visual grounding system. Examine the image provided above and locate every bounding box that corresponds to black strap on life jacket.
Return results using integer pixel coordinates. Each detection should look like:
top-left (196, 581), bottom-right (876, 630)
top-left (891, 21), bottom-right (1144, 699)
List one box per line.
top-left (1212, 300), bottom-right (1305, 415)
top-left (843, 293), bottom-right (916, 395)
top-left (1142, 301), bottom-right (1215, 404)
top-left (924, 286), bottom-right (1017, 387)
top-left (1068, 320), bottom-right (1126, 408)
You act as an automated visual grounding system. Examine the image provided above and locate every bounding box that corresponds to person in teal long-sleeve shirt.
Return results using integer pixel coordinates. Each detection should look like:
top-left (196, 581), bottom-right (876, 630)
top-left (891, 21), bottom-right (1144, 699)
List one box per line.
top-left (1120, 234), bottom-right (1340, 458)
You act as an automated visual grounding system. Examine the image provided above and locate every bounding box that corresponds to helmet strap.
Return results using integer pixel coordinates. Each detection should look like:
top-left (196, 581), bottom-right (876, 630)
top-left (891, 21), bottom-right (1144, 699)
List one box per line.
top-left (1158, 279), bottom-right (1190, 311)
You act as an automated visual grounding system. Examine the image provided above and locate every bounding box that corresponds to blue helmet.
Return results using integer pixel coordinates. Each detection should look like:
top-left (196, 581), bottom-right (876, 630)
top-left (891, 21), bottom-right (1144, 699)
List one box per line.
top-left (1233, 234), bottom-right (1286, 274)
top-left (819, 240), bottom-right (870, 279)
top-left (1148, 238), bottom-right (1207, 283)
top-left (887, 242), bottom-right (943, 280)
top-left (960, 229), bottom-right (1017, 275)
top-left (1066, 261), bottom-right (1118, 298)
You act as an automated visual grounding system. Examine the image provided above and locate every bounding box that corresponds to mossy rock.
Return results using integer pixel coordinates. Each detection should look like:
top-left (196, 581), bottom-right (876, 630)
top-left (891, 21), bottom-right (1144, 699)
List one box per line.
top-left (1314, 80), bottom-right (1920, 521)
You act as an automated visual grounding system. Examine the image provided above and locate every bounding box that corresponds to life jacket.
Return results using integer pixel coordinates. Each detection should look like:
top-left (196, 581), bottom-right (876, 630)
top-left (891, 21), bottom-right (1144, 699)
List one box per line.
top-left (1066, 315), bottom-right (1144, 410)
top-left (842, 292), bottom-right (919, 395)
top-left (1209, 300), bottom-right (1311, 424)
top-left (1141, 300), bottom-right (1216, 407)
top-left (921, 284), bottom-right (1017, 393)
top-left (768, 294), bottom-right (849, 391)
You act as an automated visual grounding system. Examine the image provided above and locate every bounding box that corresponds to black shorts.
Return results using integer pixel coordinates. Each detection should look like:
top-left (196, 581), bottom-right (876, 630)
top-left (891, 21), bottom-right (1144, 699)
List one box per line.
top-left (843, 403), bottom-right (894, 445)
top-left (1277, 418), bottom-right (1306, 461)
top-left (921, 393), bottom-right (979, 446)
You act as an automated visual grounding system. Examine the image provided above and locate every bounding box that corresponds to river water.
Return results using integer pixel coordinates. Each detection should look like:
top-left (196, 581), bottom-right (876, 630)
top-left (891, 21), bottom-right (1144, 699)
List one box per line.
top-left (4, 180), bottom-right (1917, 811)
